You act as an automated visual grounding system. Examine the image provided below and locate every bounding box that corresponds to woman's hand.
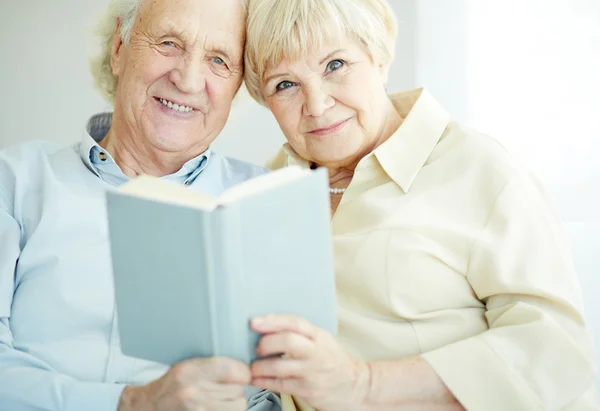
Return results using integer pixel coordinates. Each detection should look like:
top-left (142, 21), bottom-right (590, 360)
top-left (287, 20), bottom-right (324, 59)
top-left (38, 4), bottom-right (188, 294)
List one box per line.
top-left (250, 315), bottom-right (371, 411)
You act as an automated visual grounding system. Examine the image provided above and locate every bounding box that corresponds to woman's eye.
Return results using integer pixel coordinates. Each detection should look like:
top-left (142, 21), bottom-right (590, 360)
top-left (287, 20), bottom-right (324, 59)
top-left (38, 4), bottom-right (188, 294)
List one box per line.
top-left (212, 57), bottom-right (225, 65)
top-left (161, 41), bottom-right (176, 47)
top-left (326, 59), bottom-right (344, 72)
top-left (276, 81), bottom-right (295, 91)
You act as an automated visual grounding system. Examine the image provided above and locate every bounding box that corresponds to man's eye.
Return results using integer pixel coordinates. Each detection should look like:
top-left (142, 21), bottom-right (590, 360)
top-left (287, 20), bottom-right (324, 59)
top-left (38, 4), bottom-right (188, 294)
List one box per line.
top-left (276, 81), bottom-right (295, 91)
top-left (326, 59), bottom-right (344, 72)
top-left (212, 57), bottom-right (225, 65)
top-left (161, 41), bottom-right (176, 47)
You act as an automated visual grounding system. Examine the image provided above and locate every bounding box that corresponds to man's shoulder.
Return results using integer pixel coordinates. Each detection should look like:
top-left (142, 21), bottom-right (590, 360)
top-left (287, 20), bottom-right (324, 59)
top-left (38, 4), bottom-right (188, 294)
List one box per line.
top-left (0, 140), bottom-right (77, 194)
top-left (0, 139), bottom-right (69, 165)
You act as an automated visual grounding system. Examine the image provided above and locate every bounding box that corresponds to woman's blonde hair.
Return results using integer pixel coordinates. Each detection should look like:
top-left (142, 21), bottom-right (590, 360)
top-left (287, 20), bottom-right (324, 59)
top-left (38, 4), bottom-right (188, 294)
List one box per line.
top-left (244, 0), bottom-right (397, 105)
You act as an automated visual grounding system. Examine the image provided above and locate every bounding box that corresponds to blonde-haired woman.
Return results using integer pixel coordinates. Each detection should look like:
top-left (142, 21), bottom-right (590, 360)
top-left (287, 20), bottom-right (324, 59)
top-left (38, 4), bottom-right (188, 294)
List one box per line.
top-left (244, 0), bottom-right (600, 410)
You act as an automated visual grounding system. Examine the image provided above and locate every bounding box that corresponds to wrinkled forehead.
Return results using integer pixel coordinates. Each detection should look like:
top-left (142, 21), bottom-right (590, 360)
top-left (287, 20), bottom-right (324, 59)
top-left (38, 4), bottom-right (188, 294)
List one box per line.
top-left (139, 0), bottom-right (246, 22)
top-left (138, 0), bottom-right (246, 50)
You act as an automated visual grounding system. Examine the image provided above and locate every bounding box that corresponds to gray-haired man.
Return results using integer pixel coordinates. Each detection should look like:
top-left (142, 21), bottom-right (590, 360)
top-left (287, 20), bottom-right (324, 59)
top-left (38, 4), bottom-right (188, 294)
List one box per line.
top-left (0, 0), bottom-right (280, 410)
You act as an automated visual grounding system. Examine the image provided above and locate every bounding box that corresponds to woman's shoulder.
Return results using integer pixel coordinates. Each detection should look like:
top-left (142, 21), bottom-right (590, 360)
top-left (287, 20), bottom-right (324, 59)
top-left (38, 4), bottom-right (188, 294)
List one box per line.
top-left (264, 144), bottom-right (311, 171)
top-left (432, 121), bottom-right (534, 190)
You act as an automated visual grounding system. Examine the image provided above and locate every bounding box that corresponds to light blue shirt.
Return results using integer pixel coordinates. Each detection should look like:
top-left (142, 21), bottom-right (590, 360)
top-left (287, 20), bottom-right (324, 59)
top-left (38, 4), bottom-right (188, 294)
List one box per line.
top-left (0, 114), bottom-right (281, 411)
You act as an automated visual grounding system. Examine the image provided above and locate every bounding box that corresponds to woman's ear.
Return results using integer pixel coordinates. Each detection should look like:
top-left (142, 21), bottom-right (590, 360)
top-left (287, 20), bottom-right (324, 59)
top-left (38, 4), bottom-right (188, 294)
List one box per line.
top-left (379, 61), bottom-right (391, 88)
top-left (110, 18), bottom-right (124, 77)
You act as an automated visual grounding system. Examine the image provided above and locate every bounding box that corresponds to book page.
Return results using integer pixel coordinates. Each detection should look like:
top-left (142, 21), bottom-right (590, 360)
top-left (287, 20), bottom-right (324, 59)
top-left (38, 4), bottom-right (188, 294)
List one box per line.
top-left (118, 175), bottom-right (218, 210)
top-left (218, 166), bottom-right (311, 205)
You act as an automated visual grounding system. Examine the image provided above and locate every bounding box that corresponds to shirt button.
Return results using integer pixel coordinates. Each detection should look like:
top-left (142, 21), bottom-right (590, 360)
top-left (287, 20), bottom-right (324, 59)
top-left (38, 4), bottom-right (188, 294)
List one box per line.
top-left (99, 152), bottom-right (107, 161)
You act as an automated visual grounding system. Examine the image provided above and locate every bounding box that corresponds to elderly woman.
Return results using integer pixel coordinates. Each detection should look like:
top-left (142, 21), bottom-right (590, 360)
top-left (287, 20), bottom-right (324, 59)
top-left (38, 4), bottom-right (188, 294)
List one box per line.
top-left (242, 0), bottom-right (600, 410)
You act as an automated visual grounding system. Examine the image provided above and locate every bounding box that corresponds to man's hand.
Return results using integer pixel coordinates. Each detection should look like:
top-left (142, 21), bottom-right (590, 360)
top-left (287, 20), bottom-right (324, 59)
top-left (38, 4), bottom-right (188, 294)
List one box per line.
top-left (118, 357), bottom-right (251, 411)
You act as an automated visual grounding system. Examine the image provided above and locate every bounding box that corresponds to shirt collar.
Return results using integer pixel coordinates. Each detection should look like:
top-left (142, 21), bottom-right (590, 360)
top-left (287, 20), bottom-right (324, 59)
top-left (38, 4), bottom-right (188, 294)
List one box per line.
top-left (279, 88), bottom-right (450, 193)
top-left (79, 129), bottom-right (102, 177)
top-left (281, 144), bottom-right (311, 168)
top-left (373, 88), bottom-right (450, 192)
top-left (78, 112), bottom-right (212, 185)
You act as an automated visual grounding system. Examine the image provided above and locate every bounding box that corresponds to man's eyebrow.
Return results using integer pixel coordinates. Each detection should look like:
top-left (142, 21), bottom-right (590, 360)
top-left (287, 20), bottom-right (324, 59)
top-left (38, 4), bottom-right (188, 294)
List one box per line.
top-left (213, 48), bottom-right (232, 61)
top-left (149, 27), bottom-right (186, 43)
top-left (210, 44), bottom-right (243, 64)
top-left (152, 20), bottom-right (182, 36)
top-left (150, 26), bottom-right (241, 62)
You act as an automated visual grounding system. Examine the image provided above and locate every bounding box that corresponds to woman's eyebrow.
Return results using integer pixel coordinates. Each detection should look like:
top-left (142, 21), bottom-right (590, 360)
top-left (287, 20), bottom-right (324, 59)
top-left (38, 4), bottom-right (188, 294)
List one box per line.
top-left (264, 73), bottom-right (288, 84)
top-left (319, 49), bottom-right (345, 64)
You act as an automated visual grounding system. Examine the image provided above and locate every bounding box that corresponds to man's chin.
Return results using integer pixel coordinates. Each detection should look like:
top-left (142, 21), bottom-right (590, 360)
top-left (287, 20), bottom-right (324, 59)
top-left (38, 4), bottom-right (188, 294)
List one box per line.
top-left (149, 129), bottom-right (211, 154)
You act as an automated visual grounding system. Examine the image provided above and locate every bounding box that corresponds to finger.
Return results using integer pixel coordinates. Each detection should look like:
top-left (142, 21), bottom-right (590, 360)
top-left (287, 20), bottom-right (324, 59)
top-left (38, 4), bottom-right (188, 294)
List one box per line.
top-left (250, 377), bottom-right (305, 397)
top-left (183, 357), bottom-right (251, 384)
top-left (195, 381), bottom-right (247, 401)
top-left (256, 331), bottom-right (313, 359)
top-left (251, 358), bottom-right (306, 379)
top-left (209, 357), bottom-right (252, 385)
top-left (170, 381), bottom-right (246, 410)
top-left (251, 315), bottom-right (319, 339)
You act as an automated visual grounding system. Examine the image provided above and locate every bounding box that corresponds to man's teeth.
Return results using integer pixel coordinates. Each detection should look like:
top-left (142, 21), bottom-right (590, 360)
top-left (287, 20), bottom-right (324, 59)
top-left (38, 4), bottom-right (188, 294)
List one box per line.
top-left (159, 98), bottom-right (194, 113)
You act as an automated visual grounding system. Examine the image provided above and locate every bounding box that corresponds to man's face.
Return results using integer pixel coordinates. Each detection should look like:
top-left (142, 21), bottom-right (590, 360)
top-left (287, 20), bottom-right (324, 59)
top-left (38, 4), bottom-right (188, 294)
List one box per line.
top-left (110, 0), bottom-right (245, 154)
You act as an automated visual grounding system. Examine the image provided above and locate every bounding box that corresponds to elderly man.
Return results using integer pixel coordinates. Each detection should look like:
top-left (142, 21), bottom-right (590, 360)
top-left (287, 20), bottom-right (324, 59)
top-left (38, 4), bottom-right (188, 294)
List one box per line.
top-left (0, 0), bottom-right (280, 410)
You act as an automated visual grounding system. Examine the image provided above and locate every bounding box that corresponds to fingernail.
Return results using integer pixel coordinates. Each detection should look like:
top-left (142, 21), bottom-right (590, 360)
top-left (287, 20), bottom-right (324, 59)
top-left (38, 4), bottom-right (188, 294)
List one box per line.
top-left (252, 317), bottom-right (265, 327)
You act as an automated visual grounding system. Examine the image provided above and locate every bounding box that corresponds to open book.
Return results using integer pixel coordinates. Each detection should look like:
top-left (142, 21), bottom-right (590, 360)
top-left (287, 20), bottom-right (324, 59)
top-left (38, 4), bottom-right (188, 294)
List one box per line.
top-left (105, 166), bottom-right (337, 365)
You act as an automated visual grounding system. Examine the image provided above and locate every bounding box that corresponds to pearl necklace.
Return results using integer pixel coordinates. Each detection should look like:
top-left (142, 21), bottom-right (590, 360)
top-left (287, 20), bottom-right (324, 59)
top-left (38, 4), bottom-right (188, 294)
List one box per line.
top-left (329, 187), bottom-right (347, 195)
top-left (311, 163), bottom-right (346, 194)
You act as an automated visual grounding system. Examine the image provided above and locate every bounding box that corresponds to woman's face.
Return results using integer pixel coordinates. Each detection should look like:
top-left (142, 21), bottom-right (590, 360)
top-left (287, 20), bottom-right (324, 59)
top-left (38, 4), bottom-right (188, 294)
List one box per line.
top-left (261, 37), bottom-right (393, 169)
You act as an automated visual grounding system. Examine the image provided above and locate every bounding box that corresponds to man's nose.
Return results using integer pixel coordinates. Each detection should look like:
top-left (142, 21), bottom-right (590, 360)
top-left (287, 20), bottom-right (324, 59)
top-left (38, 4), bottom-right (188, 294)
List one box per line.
top-left (170, 56), bottom-right (207, 95)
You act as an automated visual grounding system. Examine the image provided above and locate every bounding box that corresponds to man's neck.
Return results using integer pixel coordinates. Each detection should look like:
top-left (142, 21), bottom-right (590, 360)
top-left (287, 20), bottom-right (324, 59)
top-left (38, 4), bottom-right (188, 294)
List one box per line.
top-left (98, 122), bottom-right (208, 178)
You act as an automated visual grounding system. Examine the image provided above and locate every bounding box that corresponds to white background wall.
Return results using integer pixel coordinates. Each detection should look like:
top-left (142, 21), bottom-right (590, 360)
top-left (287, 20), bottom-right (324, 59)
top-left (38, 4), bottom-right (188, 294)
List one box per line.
top-left (1, 0), bottom-right (600, 389)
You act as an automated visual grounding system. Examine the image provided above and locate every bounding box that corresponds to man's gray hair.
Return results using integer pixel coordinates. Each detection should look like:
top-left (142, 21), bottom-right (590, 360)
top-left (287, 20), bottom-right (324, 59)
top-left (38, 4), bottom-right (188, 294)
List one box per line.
top-left (89, 0), bottom-right (145, 103)
top-left (89, 0), bottom-right (247, 104)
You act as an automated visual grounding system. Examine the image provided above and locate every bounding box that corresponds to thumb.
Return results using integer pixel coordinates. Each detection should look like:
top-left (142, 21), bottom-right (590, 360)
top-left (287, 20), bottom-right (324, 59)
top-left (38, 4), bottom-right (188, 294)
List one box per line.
top-left (197, 357), bottom-right (252, 385)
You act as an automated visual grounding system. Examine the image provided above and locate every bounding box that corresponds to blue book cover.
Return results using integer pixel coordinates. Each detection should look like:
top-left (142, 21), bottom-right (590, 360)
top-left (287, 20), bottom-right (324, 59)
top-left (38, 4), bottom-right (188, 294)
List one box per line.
top-left (106, 166), bottom-right (337, 365)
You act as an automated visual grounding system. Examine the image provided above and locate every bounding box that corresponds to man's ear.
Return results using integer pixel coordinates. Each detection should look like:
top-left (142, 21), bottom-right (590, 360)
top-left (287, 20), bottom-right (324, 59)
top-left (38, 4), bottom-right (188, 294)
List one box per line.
top-left (110, 18), bottom-right (125, 77)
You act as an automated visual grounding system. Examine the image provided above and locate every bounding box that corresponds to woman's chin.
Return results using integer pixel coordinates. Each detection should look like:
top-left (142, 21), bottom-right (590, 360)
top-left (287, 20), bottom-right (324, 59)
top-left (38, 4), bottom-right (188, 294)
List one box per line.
top-left (309, 143), bottom-right (367, 167)
top-left (312, 153), bottom-right (359, 169)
